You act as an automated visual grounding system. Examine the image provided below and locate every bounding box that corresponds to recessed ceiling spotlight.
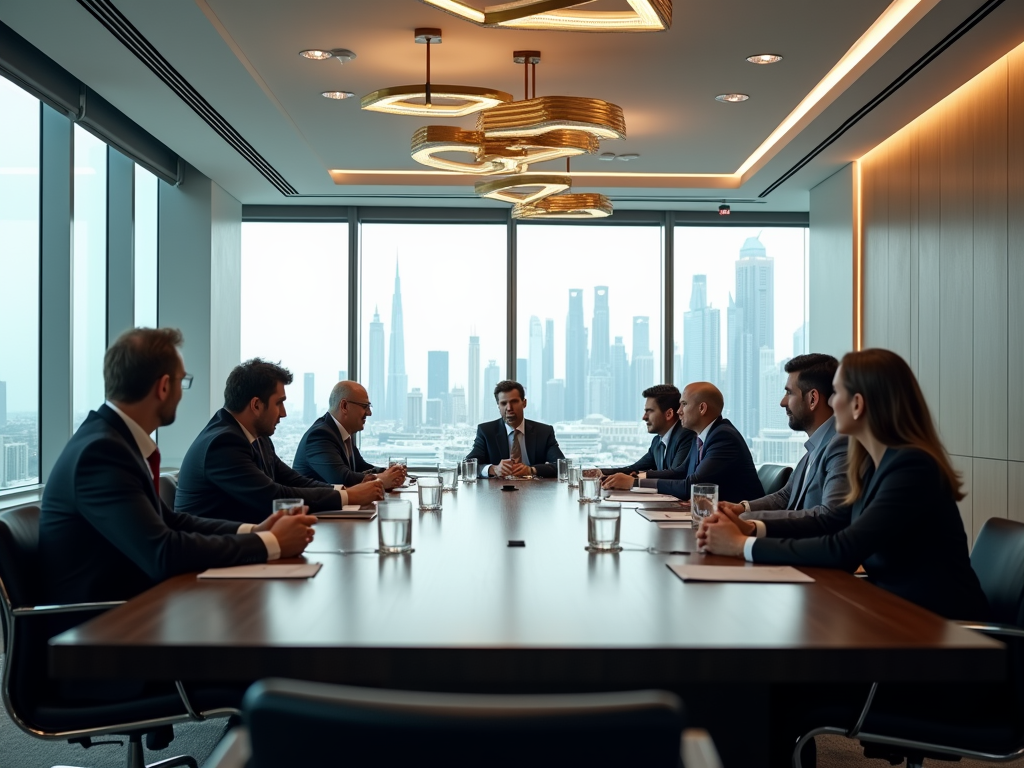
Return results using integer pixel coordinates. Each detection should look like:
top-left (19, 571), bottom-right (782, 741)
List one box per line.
top-left (300, 49), bottom-right (357, 63)
top-left (300, 49), bottom-right (334, 60)
top-left (598, 152), bottom-right (616, 161)
top-left (617, 153), bottom-right (640, 161)
top-left (715, 93), bottom-right (749, 103)
top-left (322, 91), bottom-right (355, 100)
top-left (746, 53), bottom-right (783, 65)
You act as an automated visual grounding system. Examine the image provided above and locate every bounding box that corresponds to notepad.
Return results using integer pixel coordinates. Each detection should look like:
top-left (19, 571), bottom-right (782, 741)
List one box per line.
top-left (635, 508), bottom-right (691, 522)
top-left (198, 563), bottom-right (322, 579)
top-left (606, 493), bottom-right (681, 504)
top-left (667, 564), bottom-right (814, 583)
top-left (314, 506), bottom-right (377, 520)
top-left (657, 522), bottom-right (691, 529)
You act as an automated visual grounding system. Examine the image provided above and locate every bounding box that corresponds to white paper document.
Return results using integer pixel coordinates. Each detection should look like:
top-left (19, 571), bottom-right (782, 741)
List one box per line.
top-left (635, 508), bottom-right (691, 522)
top-left (606, 493), bottom-right (681, 504)
top-left (657, 522), bottom-right (691, 529)
top-left (667, 564), bottom-right (814, 584)
top-left (631, 486), bottom-right (658, 494)
top-left (198, 563), bottom-right (322, 579)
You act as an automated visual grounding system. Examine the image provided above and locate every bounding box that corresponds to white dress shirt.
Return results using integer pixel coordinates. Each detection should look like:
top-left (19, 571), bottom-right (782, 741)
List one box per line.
top-left (481, 421), bottom-right (532, 477)
top-left (106, 402), bottom-right (280, 559)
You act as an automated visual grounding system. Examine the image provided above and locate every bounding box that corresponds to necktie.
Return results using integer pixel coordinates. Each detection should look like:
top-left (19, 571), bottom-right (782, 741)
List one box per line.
top-left (695, 437), bottom-right (704, 465)
top-left (344, 437), bottom-right (354, 466)
top-left (655, 440), bottom-right (666, 470)
top-left (510, 430), bottom-right (522, 462)
top-left (252, 439), bottom-right (267, 475)
top-left (147, 447), bottom-right (161, 500)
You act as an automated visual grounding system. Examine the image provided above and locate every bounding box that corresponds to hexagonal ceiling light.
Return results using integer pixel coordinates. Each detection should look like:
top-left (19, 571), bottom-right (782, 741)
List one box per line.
top-left (420, 0), bottom-right (671, 32)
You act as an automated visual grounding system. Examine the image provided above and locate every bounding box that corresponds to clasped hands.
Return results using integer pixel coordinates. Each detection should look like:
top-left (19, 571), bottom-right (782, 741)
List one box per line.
top-left (600, 472), bottom-right (636, 491)
top-left (369, 463), bottom-right (406, 490)
top-left (695, 502), bottom-right (755, 558)
top-left (255, 505), bottom-right (317, 558)
top-left (491, 459), bottom-right (532, 478)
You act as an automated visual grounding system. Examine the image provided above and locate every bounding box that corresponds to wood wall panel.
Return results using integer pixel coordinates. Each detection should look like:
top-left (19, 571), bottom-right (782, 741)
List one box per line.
top-left (1009, 48), bottom-right (1024, 462)
top-left (938, 92), bottom-right (974, 456)
top-left (953, 455), bottom-right (974, 542)
top-left (972, 458), bottom-right (1008, 538)
top-left (1009, 462), bottom-right (1024, 524)
top-left (972, 62), bottom-right (1009, 460)
top-left (862, 148), bottom-right (889, 348)
top-left (917, 115), bottom-right (942, 414)
top-left (909, 127), bottom-right (920, 374)
top-left (887, 130), bottom-right (913, 362)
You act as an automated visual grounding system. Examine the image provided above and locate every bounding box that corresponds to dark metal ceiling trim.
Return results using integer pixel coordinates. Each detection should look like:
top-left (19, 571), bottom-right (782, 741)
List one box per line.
top-left (759, 0), bottom-right (1007, 197)
top-left (76, 0), bottom-right (298, 196)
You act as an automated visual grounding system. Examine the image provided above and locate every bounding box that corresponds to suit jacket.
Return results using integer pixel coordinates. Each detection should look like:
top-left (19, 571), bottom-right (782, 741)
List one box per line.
top-left (654, 417), bottom-right (763, 502)
top-left (39, 405), bottom-right (268, 610)
top-left (753, 446), bottom-right (988, 621)
top-left (175, 408), bottom-right (341, 524)
top-left (602, 422), bottom-right (695, 478)
top-left (743, 417), bottom-right (849, 521)
top-left (293, 412), bottom-right (379, 486)
top-left (465, 418), bottom-right (565, 478)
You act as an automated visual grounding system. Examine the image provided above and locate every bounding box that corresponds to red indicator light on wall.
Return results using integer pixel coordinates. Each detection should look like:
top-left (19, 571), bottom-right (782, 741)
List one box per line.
top-left (718, 204), bottom-right (731, 215)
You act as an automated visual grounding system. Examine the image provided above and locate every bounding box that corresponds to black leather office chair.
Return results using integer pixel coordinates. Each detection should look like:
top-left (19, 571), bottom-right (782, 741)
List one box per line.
top-left (756, 464), bottom-right (792, 496)
top-left (0, 503), bottom-right (235, 768)
top-left (792, 516), bottom-right (1024, 767)
top-left (159, 473), bottom-right (178, 510)
top-left (200, 678), bottom-right (721, 768)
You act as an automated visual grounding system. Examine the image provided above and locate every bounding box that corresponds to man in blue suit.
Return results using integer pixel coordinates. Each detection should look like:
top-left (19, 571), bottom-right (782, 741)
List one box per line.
top-left (628, 382), bottom-right (763, 502)
top-left (465, 380), bottom-right (565, 478)
top-left (601, 384), bottom-right (695, 488)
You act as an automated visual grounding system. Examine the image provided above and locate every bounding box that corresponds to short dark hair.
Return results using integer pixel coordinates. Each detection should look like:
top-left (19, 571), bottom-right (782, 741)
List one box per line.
top-left (493, 380), bottom-right (525, 401)
top-left (784, 353), bottom-right (839, 401)
top-left (224, 358), bottom-right (293, 412)
top-left (642, 384), bottom-right (681, 414)
top-left (104, 327), bottom-right (183, 403)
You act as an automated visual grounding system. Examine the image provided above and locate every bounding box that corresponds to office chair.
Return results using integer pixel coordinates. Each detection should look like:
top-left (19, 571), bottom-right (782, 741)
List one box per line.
top-left (756, 464), bottom-right (792, 496)
top-left (158, 474), bottom-right (178, 510)
top-left (201, 678), bottom-right (723, 768)
top-left (0, 504), bottom-right (237, 768)
top-left (792, 516), bottom-right (1024, 767)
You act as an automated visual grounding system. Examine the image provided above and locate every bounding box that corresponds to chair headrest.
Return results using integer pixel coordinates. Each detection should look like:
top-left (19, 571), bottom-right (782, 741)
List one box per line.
top-left (0, 504), bottom-right (41, 610)
top-left (971, 517), bottom-right (1024, 627)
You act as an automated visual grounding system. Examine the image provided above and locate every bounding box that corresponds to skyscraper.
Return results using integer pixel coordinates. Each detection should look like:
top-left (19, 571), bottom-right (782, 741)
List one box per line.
top-left (427, 350), bottom-right (449, 423)
top-left (0, 380), bottom-right (6, 427)
top-left (610, 336), bottom-right (631, 420)
top-left (673, 342), bottom-right (683, 390)
top-left (517, 358), bottom-right (528, 389)
top-left (368, 307), bottom-right (385, 413)
top-left (483, 360), bottom-right (501, 417)
top-left (449, 386), bottom-right (467, 424)
top-left (682, 275), bottom-right (721, 386)
top-left (759, 350), bottom-right (790, 433)
top-left (543, 319), bottom-right (554, 389)
top-left (545, 378), bottom-right (565, 423)
top-left (406, 388), bottom-right (423, 431)
top-left (732, 236), bottom-right (775, 439)
top-left (565, 289), bottom-right (586, 420)
top-left (793, 322), bottom-right (808, 357)
top-left (338, 370), bottom-right (347, 382)
top-left (385, 261), bottom-right (408, 425)
top-left (726, 295), bottom-right (754, 439)
top-left (468, 334), bottom-right (480, 425)
top-left (591, 287), bottom-right (610, 374)
top-left (631, 316), bottom-right (654, 396)
top-left (303, 373), bottom-right (316, 424)
top-left (528, 316), bottom-right (544, 415)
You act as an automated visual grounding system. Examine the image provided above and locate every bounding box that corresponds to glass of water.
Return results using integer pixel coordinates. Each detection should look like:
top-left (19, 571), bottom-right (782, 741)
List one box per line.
top-left (587, 505), bottom-right (622, 552)
top-left (557, 458), bottom-right (570, 482)
top-left (272, 498), bottom-right (304, 515)
top-left (691, 483), bottom-right (719, 529)
top-left (461, 458), bottom-right (478, 483)
top-left (376, 499), bottom-right (413, 554)
top-left (567, 463), bottom-right (581, 488)
top-left (388, 457), bottom-right (408, 469)
top-left (439, 466), bottom-right (458, 492)
top-left (577, 469), bottom-right (602, 503)
top-left (417, 477), bottom-right (442, 511)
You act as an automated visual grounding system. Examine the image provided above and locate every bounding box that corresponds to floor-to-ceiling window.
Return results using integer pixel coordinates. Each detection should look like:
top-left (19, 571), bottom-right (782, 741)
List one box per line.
top-left (674, 226), bottom-right (809, 465)
top-left (360, 223), bottom-right (506, 467)
top-left (240, 221), bottom-right (349, 465)
top-left (516, 223), bottom-right (662, 464)
top-left (0, 78), bottom-right (40, 488)
top-left (133, 164), bottom-right (159, 329)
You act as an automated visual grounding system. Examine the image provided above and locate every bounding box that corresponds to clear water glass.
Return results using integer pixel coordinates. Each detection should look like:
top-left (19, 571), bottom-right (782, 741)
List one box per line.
top-left (578, 470), bottom-right (602, 503)
top-left (272, 498), bottom-right (303, 515)
top-left (557, 458), bottom-right (570, 482)
top-left (691, 483), bottom-right (719, 529)
top-left (588, 505), bottom-right (621, 552)
top-left (439, 467), bottom-right (458, 491)
top-left (417, 477), bottom-right (442, 511)
top-left (461, 458), bottom-right (478, 483)
top-left (388, 457), bottom-right (408, 469)
top-left (376, 499), bottom-right (413, 554)
top-left (567, 464), bottom-right (581, 488)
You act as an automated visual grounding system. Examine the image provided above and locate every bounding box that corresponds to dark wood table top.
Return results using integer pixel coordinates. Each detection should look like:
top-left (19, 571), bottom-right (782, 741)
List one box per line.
top-left (50, 479), bottom-right (1004, 688)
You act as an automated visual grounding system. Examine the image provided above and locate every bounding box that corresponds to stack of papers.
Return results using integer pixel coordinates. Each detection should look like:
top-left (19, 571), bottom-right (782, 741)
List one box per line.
top-left (605, 492), bottom-right (682, 504)
top-left (667, 564), bottom-right (814, 583)
top-left (315, 506), bottom-right (377, 520)
top-left (198, 563), bottom-right (322, 579)
top-left (635, 508), bottom-right (691, 522)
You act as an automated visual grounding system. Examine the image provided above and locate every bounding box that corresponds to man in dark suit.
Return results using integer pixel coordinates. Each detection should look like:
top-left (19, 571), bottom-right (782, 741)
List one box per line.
top-left (719, 353), bottom-right (849, 522)
top-left (600, 384), bottom-right (694, 488)
top-left (465, 380), bottom-right (565, 478)
top-left (39, 328), bottom-right (317, 612)
top-left (293, 380), bottom-right (405, 488)
top-left (175, 360), bottom-right (384, 525)
top-left (632, 382), bottom-right (763, 502)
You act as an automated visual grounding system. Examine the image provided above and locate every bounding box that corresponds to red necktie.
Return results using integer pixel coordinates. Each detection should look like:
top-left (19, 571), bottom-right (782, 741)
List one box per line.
top-left (147, 447), bottom-right (161, 500)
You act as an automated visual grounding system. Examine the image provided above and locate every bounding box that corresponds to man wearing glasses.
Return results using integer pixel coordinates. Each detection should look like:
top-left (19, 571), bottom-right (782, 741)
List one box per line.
top-left (293, 380), bottom-right (406, 488)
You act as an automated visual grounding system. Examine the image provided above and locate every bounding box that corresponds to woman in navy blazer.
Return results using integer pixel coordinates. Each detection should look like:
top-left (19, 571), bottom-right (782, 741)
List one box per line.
top-left (700, 348), bottom-right (987, 622)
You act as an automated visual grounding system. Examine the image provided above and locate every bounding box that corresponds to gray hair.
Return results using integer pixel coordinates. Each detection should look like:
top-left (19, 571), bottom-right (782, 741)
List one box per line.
top-left (328, 381), bottom-right (358, 413)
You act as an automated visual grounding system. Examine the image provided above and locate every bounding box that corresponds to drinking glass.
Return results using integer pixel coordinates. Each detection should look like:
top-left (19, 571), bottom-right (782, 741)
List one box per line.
top-left (417, 477), bottom-right (442, 511)
top-left (587, 505), bottom-right (622, 552)
top-left (439, 467), bottom-right (458, 492)
top-left (376, 499), bottom-right (413, 554)
top-left (691, 483), bottom-right (719, 529)
top-left (272, 498), bottom-right (303, 515)
top-left (577, 469), bottom-right (602, 503)
top-left (567, 464), bottom-right (581, 488)
top-left (388, 457), bottom-right (408, 469)
top-left (461, 458), bottom-right (478, 483)
top-left (557, 458), bottom-right (570, 482)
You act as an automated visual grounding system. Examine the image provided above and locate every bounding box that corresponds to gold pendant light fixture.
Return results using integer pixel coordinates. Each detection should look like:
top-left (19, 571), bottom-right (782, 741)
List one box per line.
top-left (362, 29), bottom-right (513, 117)
top-left (420, 0), bottom-right (672, 32)
top-left (513, 192), bottom-right (614, 219)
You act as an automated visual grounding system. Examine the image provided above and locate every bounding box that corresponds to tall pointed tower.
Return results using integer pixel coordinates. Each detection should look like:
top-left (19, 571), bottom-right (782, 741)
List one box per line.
top-left (368, 305), bottom-right (385, 413)
top-left (384, 259), bottom-right (408, 424)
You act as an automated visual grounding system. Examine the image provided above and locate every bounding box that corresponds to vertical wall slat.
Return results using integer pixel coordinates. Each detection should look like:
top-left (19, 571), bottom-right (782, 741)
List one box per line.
top-left (862, 147), bottom-right (889, 348)
top-left (1008, 48), bottom-right (1024, 462)
top-left (887, 130), bottom-right (913, 361)
top-left (953, 455), bottom-right (974, 543)
top-left (1010, 462), bottom-right (1024, 522)
top-left (972, 459), bottom-right (1008, 538)
top-left (917, 107), bottom-right (942, 418)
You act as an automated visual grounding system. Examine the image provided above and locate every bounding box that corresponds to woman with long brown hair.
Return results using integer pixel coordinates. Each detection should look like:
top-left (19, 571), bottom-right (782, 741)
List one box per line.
top-left (699, 347), bottom-right (987, 622)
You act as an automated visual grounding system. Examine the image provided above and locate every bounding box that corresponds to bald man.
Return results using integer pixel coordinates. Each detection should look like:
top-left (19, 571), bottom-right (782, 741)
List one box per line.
top-left (604, 382), bottom-right (763, 503)
top-left (293, 381), bottom-right (405, 489)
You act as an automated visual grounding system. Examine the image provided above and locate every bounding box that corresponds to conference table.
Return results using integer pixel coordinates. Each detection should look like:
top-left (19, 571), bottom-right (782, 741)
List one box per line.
top-left (50, 478), bottom-right (1004, 766)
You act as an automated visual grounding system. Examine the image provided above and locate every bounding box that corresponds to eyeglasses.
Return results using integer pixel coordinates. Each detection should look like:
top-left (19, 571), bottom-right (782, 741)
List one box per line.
top-left (181, 373), bottom-right (194, 390)
top-left (346, 400), bottom-right (372, 411)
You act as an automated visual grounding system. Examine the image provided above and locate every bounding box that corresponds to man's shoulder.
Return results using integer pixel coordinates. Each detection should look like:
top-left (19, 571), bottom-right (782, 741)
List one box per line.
top-left (301, 414), bottom-right (338, 441)
top-left (711, 418), bottom-right (744, 443)
top-left (524, 418), bottom-right (555, 433)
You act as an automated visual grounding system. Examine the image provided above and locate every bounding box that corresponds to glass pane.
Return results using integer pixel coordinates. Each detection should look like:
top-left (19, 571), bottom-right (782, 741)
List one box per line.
top-left (516, 225), bottom-right (662, 464)
top-left (673, 227), bottom-right (809, 466)
top-left (0, 78), bottom-right (40, 488)
top-left (360, 223), bottom-right (506, 467)
top-left (73, 126), bottom-right (108, 431)
top-left (241, 222), bottom-right (348, 465)
top-left (134, 164), bottom-right (159, 328)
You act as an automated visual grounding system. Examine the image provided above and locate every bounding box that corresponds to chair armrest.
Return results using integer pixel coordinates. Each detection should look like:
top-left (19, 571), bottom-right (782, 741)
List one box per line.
top-left (682, 728), bottom-right (723, 768)
top-left (12, 600), bottom-right (126, 617)
top-left (957, 622), bottom-right (1024, 640)
top-left (201, 727), bottom-right (250, 768)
